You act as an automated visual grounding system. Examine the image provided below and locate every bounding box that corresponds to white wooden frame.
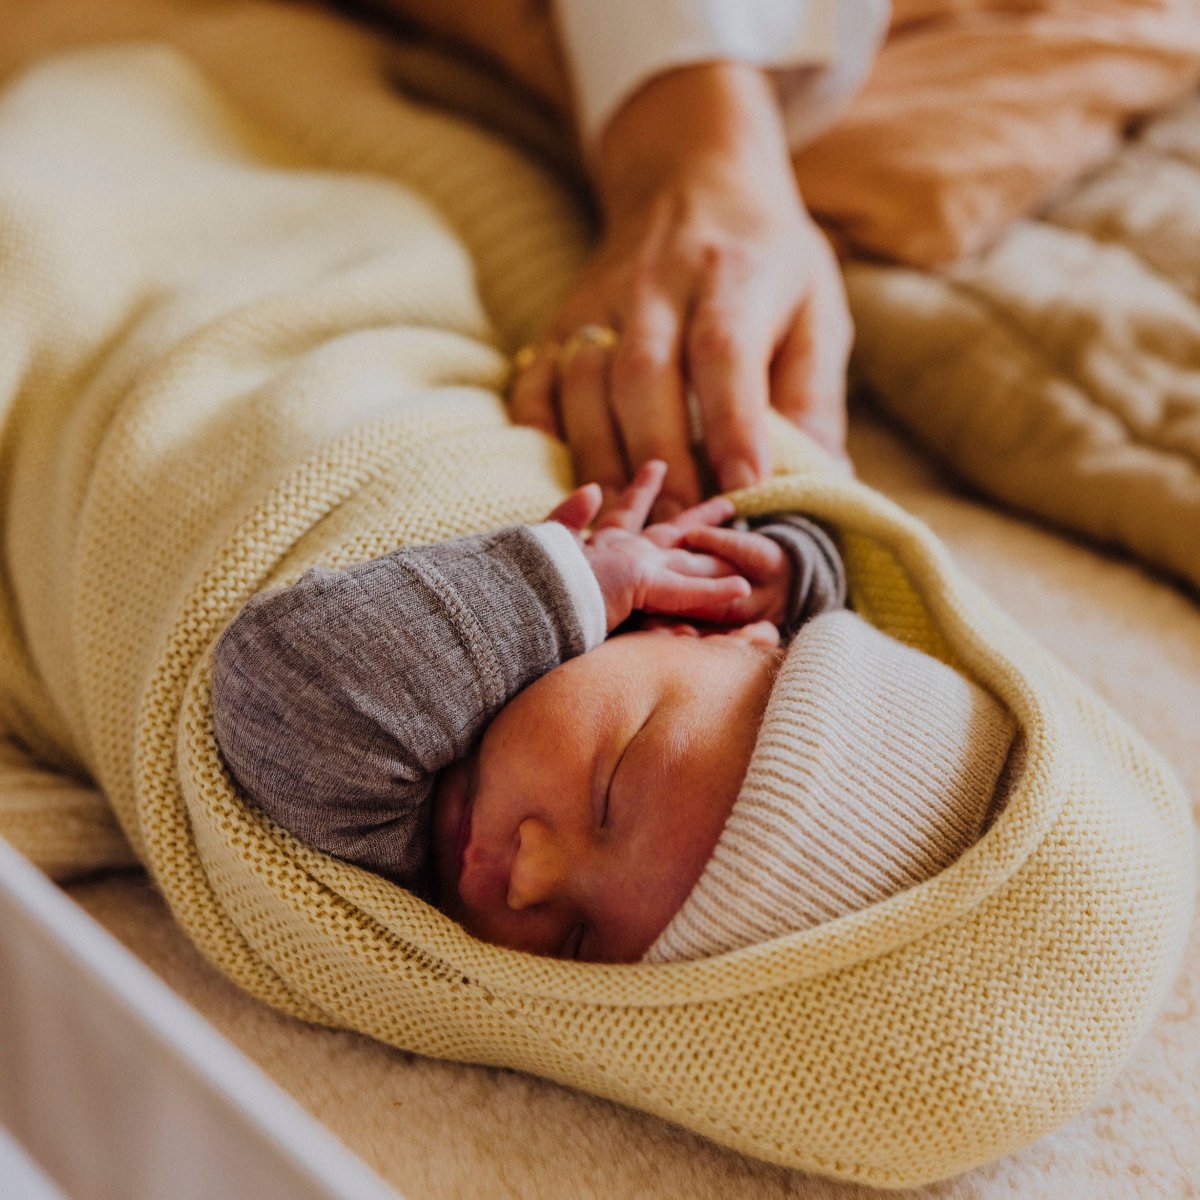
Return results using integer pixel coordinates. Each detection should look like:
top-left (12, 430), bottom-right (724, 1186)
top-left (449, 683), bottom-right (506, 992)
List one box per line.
top-left (0, 838), bottom-right (404, 1200)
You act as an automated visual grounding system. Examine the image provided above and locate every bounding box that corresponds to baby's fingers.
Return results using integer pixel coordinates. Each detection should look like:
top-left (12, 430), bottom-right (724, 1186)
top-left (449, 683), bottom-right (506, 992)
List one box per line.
top-left (661, 495), bottom-right (737, 532)
top-left (545, 483), bottom-right (603, 532)
top-left (508, 345), bottom-right (559, 436)
top-left (661, 547), bottom-right (742, 579)
top-left (592, 459), bottom-right (666, 533)
top-left (681, 526), bottom-right (785, 581)
top-left (640, 572), bottom-right (751, 622)
top-left (642, 496), bottom-right (738, 549)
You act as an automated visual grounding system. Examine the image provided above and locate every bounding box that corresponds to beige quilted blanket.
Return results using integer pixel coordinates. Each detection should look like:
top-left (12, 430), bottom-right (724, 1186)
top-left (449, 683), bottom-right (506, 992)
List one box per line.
top-left (846, 93), bottom-right (1200, 594)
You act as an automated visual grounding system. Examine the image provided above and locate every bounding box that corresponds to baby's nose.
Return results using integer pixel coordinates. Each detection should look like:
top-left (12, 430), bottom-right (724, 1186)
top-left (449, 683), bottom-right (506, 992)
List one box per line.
top-left (507, 818), bottom-right (569, 910)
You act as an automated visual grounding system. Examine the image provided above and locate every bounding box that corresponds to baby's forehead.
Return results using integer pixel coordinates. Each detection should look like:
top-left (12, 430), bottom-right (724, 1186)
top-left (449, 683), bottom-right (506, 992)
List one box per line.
top-left (589, 630), bottom-right (772, 729)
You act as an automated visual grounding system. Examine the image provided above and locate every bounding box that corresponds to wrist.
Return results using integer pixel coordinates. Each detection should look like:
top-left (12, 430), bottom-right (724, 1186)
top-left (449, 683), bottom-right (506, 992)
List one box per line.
top-left (594, 61), bottom-right (793, 221)
top-left (581, 543), bottom-right (633, 633)
top-left (529, 523), bottom-right (608, 651)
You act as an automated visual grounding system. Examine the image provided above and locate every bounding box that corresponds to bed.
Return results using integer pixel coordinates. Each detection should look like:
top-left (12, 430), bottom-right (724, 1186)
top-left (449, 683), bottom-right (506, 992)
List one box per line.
top-left (1, 1), bottom-right (1197, 1196)
top-left (2, 397), bottom-right (1188, 1200)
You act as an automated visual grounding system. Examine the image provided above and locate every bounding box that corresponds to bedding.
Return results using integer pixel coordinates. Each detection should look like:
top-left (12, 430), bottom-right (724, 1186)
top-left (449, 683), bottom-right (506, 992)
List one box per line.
top-left (843, 90), bottom-right (1200, 594)
top-left (64, 402), bottom-right (1200, 1199)
top-left (793, 0), bottom-right (1200, 266)
top-left (0, 0), bottom-right (1193, 1190)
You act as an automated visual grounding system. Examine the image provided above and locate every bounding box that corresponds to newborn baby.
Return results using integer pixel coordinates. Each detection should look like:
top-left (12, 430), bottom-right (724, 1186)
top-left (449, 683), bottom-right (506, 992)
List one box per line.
top-left (212, 462), bottom-right (1014, 963)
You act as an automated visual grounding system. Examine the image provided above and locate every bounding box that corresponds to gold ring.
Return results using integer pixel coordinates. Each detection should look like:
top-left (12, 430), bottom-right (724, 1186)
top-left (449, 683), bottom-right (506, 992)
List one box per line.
top-left (508, 340), bottom-right (559, 372)
top-left (512, 342), bottom-right (557, 374)
top-left (559, 323), bottom-right (619, 366)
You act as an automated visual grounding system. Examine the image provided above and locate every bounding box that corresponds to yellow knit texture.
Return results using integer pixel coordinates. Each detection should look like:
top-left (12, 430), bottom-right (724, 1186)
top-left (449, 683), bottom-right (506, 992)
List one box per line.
top-left (0, 4), bottom-right (1192, 1186)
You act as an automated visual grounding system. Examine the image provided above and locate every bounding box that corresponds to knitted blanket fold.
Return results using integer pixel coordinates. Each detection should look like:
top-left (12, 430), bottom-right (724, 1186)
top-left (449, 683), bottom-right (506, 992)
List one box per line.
top-left (0, 3), bottom-right (1192, 1186)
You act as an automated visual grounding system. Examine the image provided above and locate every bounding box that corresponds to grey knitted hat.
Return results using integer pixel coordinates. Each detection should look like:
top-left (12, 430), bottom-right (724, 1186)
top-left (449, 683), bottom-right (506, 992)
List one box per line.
top-left (644, 610), bottom-right (1016, 963)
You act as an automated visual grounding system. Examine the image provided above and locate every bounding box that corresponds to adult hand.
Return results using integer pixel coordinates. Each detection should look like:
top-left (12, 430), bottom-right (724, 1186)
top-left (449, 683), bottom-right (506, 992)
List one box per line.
top-left (510, 62), bottom-right (853, 519)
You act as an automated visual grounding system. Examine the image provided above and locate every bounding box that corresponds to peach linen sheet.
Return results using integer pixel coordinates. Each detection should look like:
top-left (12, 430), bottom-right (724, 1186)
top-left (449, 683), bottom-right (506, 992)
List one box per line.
top-left (794, 0), bottom-right (1200, 265)
top-left (844, 88), bottom-right (1200, 593)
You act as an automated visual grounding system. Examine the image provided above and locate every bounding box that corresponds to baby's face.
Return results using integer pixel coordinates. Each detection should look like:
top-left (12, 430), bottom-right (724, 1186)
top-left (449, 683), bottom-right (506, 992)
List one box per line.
top-left (431, 629), bottom-right (777, 963)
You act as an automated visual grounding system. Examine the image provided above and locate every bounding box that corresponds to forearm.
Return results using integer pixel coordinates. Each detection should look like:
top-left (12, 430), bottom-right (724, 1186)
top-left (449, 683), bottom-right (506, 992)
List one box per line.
top-left (593, 61), bottom-right (796, 218)
top-left (342, 2), bottom-right (795, 207)
top-left (210, 523), bottom-right (601, 883)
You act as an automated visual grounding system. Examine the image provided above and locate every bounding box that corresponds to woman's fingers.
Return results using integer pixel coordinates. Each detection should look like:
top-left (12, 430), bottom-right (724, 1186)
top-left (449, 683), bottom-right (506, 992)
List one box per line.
top-left (686, 265), bottom-right (773, 493)
top-left (557, 338), bottom-right (629, 503)
top-left (608, 292), bottom-right (702, 520)
top-left (508, 346), bottom-right (560, 435)
top-left (515, 199), bottom-right (854, 507)
top-left (770, 236), bottom-right (853, 458)
top-left (770, 313), bottom-right (849, 457)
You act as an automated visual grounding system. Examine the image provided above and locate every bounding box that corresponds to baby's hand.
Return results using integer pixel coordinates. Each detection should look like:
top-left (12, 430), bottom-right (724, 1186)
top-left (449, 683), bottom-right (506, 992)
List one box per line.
top-left (677, 524), bottom-right (794, 630)
top-left (546, 461), bottom-right (752, 632)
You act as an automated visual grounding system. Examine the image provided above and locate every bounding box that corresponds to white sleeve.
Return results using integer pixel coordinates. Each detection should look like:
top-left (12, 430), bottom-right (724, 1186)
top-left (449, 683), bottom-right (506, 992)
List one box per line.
top-left (528, 522), bottom-right (608, 652)
top-left (553, 0), bottom-right (891, 151)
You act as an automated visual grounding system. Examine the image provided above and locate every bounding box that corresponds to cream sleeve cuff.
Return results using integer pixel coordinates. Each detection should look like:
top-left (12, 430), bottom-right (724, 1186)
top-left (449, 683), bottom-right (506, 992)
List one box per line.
top-left (529, 522), bottom-right (607, 652)
top-left (552, 0), bottom-right (890, 150)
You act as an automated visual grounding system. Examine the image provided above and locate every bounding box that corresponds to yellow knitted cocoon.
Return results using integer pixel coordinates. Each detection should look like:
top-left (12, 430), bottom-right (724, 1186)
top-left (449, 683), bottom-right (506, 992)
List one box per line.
top-left (0, 16), bottom-right (1191, 1187)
